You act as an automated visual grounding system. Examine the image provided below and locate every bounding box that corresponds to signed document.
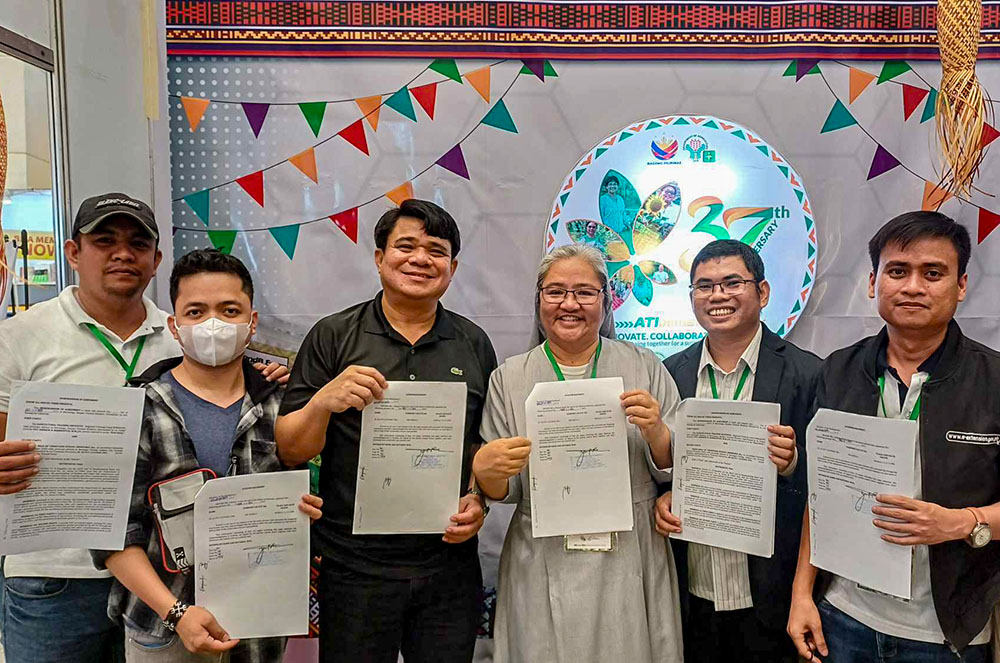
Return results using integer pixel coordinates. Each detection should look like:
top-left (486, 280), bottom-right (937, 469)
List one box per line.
top-left (525, 377), bottom-right (633, 538)
top-left (194, 470), bottom-right (310, 638)
top-left (670, 398), bottom-right (779, 557)
top-left (0, 381), bottom-right (144, 554)
top-left (353, 382), bottom-right (467, 535)
top-left (807, 409), bottom-right (917, 599)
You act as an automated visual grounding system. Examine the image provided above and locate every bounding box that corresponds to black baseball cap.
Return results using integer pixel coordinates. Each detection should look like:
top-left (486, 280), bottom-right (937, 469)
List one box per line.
top-left (72, 193), bottom-right (158, 241)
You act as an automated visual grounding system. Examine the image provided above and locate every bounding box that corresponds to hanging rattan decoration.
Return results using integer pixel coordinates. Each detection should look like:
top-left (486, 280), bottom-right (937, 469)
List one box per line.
top-left (936, 0), bottom-right (993, 197)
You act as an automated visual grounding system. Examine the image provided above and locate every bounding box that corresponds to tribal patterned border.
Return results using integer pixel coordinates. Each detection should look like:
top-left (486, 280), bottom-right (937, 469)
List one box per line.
top-left (166, 1), bottom-right (1000, 60)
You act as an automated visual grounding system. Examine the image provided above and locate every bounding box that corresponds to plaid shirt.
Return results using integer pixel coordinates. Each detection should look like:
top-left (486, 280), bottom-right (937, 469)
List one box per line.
top-left (92, 357), bottom-right (286, 663)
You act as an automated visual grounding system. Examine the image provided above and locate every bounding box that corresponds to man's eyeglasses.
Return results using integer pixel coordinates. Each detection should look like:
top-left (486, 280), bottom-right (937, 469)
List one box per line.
top-left (689, 278), bottom-right (759, 298)
top-left (540, 287), bottom-right (604, 305)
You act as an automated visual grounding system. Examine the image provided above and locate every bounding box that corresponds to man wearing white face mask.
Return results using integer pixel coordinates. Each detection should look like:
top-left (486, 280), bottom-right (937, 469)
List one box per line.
top-left (93, 249), bottom-right (322, 663)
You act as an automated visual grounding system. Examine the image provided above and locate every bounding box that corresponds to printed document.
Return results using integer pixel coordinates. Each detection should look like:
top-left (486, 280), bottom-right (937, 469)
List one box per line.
top-left (353, 382), bottom-right (467, 534)
top-left (807, 408), bottom-right (917, 599)
top-left (0, 381), bottom-right (143, 554)
top-left (195, 470), bottom-right (310, 638)
top-left (525, 377), bottom-right (633, 538)
top-left (671, 398), bottom-right (779, 557)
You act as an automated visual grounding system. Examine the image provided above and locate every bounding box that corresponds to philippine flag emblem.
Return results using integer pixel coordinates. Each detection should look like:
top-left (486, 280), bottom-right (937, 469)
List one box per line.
top-left (651, 137), bottom-right (678, 161)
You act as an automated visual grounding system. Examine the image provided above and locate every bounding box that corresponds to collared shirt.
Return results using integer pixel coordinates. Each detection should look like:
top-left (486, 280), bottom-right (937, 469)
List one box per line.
top-left (91, 358), bottom-right (285, 663)
top-left (0, 286), bottom-right (180, 579)
top-left (279, 292), bottom-right (497, 579)
top-left (687, 325), bottom-right (798, 612)
top-left (826, 338), bottom-right (991, 646)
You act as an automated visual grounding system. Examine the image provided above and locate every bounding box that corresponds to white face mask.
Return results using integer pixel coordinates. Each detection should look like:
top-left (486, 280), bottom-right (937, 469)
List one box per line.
top-left (176, 317), bottom-right (252, 367)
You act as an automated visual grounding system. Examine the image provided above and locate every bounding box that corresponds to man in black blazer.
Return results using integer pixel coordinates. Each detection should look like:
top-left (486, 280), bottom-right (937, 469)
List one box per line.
top-left (654, 239), bottom-right (821, 663)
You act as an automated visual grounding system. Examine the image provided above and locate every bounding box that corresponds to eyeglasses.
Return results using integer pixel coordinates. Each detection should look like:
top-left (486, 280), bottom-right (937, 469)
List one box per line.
top-left (540, 287), bottom-right (604, 305)
top-left (689, 278), bottom-right (759, 298)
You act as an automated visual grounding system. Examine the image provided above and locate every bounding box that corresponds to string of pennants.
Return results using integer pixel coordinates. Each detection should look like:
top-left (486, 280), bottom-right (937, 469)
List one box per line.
top-left (173, 62), bottom-right (554, 259)
top-left (785, 60), bottom-right (1000, 243)
top-left (174, 59), bottom-right (548, 203)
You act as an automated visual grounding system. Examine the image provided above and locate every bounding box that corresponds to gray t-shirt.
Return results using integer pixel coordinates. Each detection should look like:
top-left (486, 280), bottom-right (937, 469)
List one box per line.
top-left (164, 371), bottom-right (241, 477)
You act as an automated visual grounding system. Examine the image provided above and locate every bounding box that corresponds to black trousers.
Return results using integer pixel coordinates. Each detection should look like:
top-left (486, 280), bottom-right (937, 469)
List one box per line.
top-left (318, 555), bottom-right (482, 663)
top-left (685, 594), bottom-right (799, 663)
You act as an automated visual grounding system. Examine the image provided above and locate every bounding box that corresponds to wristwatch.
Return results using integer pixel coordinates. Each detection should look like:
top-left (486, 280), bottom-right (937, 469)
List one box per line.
top-left (965, 507), bottom-right (992, 549)
top-left (468, 486), bottom-right (490, 517)
top-left (162, 598), bottom-right (190, 632)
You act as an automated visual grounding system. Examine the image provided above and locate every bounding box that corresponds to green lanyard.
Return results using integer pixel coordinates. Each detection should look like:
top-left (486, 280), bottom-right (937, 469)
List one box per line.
top-left (84, 323), bottom-right (147, 383)
top-left (877, 374), bottom-right (922, 421)
top-left (543, 339), bottom-right (601, 381)
top-left (707, 364), bottom-right (751, 400)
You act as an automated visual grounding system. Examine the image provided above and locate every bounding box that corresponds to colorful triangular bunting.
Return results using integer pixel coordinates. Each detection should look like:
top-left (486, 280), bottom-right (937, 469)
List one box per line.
top-left (979, 208), bottom-right (1000, 244)
top-left (877, 61), bottom-right (911, 85)
top-left (298, 102), bottom-right (327, 138)
top-left (848, 68), bottom-right (877, 104)
top-left (921, 88), bottom-right (938, 123)
top-left (180, 97), bottom-right (211, 132)
top-left (330, 208), bottom-right (359, 244)
top-left (184, 190), bottom-right (210, 226)
top-left (207, 229), bottom-right (237, 255)
top-left (429, 58), bottom-right (463, 84)
top-left (795, 60), bottom-right (821, 81)
top-left (922, 181), bottom-right (953, 211)
top-left (289, 147), bottom-right (318, 183)
top-left (867, 145), bottom-right (901, 180)
top-left (902, 85), bottom-right (930, 121)
top-left (269, 224), bottom-right (300, 260)
top-left (543, 61), bottom-right (558, 78)
top-left (356, 95), bottom-right (382, 131)
top-left (410, 83), bottom-right (438, 120)
top-left (465, 67), bottom-right (491, 103)
top-left (385, 86), bottom-right (417, 122)
top-left (820, 100), bottom-right (857, 134)
top-left (241, 103), bottom-right (270, 138)
top-left (436, 144), bottom-right (470, 180)
top-left (521, 59), bottom-right (546, 81)
top-left (982, 123), bottom-right (1000, 148)
top-left (481, 99), bottom-right (517, 133)
top-left (236, 171), bottom-right (265, 207)
top-left (782, 60), bottom-right (820, 78)
top-left (338, 120), bottom-right (369, 155)
top-left (385, 87), bottom-right (417, 122)
top-left (386, 182), bottom-right (415, 206)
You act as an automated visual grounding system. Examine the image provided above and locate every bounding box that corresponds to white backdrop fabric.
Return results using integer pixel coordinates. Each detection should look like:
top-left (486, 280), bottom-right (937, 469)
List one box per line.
top-left (168, 58), bottom-right (1000, 660)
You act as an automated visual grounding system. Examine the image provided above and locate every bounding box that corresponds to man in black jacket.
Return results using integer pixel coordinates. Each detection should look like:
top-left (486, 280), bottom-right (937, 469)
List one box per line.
top-left (788, 211), bottom-right (999, 663)
top-left (654, 240), bottom-right (821, 663)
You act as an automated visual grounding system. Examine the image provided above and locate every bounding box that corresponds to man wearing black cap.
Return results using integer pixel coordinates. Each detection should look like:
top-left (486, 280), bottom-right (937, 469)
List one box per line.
top-left (0, 193), bottom-right (288, 663)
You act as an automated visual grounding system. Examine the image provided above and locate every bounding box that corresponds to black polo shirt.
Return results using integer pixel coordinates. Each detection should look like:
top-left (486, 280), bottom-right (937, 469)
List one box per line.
top-left (280, 291), bottom-right (497, 579)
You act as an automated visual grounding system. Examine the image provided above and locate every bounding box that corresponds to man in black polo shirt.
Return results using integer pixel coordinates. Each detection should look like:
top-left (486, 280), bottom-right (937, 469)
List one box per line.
top-left (275, 199), bottom-right (497, 663)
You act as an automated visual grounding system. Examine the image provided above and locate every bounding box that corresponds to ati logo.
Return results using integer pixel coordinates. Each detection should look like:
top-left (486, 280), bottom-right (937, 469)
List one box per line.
top-left (650, 136), bottom-right (679, 161)
top-left (683, 135), bottom-right (716, 162)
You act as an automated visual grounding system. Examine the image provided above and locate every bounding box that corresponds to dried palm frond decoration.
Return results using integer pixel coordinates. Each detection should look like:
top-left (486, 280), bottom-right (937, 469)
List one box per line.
top-left (936, 0), bottom-right (993, 197)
